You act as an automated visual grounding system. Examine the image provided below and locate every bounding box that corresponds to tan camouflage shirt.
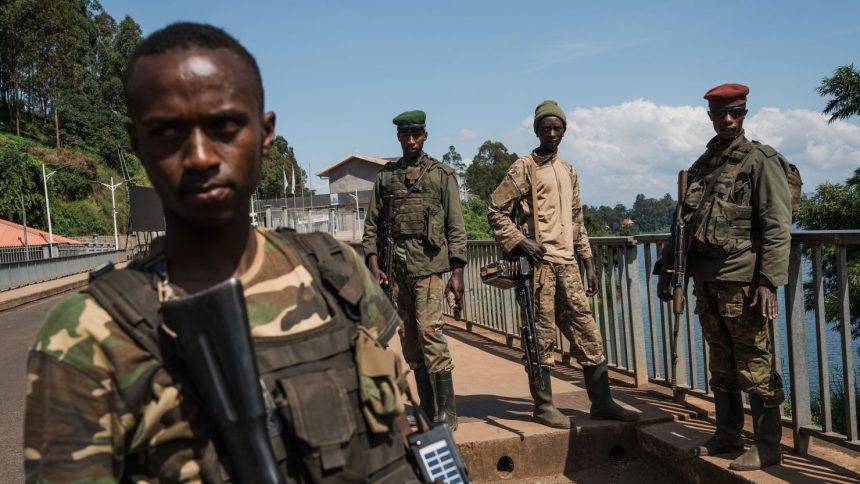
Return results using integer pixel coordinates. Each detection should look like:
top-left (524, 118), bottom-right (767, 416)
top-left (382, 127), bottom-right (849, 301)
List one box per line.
top-left (488, 150), bottom-right (592, 264)
top-left (23, 228), bottom-right (397, 482)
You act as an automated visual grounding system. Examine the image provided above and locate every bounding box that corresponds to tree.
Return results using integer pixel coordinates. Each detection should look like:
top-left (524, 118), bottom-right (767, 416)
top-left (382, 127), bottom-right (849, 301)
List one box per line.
top-left (629, 193), bottom-right (675, 233)
top-left (817, 64), bottom-right (860, 123)
top-left (464, 140), bottom-right (518, 201)
top-left (257, 136), bottom-right (304, 200)
top-left (797, 168), bottom-right (860, 343)
top-left (442, 145), bottom-right (466, 179)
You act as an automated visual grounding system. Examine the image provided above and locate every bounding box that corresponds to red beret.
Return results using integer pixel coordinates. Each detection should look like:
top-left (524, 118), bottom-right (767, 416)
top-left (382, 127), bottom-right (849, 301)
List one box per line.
top-left (704, 83), bottom-right (749, 108)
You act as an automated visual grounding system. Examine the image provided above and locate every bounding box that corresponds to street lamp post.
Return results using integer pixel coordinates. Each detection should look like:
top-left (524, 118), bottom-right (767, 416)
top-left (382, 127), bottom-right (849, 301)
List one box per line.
top-left (348, 189), bottom-right (360, 241)
top-left (41, 163), bottom-right (55, 250)
top-left (94, 176), bottom-right (124, 250)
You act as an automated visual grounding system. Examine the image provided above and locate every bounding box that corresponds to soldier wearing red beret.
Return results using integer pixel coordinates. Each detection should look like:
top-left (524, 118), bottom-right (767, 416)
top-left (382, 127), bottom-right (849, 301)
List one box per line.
top-left (654, 83), bottom-right (796, 471)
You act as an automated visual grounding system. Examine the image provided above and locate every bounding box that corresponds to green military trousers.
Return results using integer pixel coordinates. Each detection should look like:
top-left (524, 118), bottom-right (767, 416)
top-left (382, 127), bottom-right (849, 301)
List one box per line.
top-left (392, 264), bottom-right (454, 374)
top-left (534, 261), bottom-right (606, 368)
top-left (694, 281), bottom-right (785, 407)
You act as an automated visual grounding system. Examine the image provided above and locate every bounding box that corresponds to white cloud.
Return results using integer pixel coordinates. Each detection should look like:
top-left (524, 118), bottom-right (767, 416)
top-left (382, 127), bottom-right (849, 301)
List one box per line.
top-left (457, 129), bottom-right (478, 141)
top-left (508, 99), bottom-right (860, 206)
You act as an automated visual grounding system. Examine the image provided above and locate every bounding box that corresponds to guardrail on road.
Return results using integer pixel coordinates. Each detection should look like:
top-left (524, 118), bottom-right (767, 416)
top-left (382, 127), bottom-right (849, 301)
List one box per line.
top-left (0, 250), bottom-right (129, 291)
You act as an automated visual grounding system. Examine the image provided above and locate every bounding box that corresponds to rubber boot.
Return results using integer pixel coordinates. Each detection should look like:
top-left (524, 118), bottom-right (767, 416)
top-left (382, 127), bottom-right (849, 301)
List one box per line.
top-left (529, 370), bottom-right (572, 429)
top-left (434, 371), bottom-right (458, 431)
top-left (583, 362), bottom-right (640, 422)
top-left (414, 365), bottom-right (436, 421)
top-left (690, 390), bottom-right (744, 456)
top-left (729, 394), bottom-right (783, 471)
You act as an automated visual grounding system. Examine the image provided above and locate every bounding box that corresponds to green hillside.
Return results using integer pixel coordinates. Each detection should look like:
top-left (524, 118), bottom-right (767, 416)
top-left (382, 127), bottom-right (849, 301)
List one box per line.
top-left (0, 1), bottom-right (308, 238)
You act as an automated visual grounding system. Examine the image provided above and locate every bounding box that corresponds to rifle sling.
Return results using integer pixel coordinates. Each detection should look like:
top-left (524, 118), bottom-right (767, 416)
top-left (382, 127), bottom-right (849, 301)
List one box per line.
top-left (526, 157), bottom-right (542, 244)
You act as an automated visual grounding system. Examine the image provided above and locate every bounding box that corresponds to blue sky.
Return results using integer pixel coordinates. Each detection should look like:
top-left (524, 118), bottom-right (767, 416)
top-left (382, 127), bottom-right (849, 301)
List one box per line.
top-left (102, 0), bottom-right (860, 205)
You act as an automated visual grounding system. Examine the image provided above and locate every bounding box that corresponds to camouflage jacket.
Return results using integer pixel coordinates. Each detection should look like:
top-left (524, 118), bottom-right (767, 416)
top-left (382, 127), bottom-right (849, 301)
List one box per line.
top-left (656, 133), bottom-right (792, 287)
top-left (23, 228), bottom-right (400, 482)
top-left (362, 152), bottom-right (467, 277)
top-left (488, 150), bottom-right (592, 264)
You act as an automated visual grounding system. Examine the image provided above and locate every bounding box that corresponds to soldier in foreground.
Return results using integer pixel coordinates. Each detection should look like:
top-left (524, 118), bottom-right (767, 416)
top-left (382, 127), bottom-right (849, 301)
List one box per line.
top-left (23, 23), bottom-right (421, 482)
top-left (362, 111), bottom-right (467, 430)
top-left (488, 100), bottom-right (640, 428)
top-left (654, 83), bottom-right (792, 471)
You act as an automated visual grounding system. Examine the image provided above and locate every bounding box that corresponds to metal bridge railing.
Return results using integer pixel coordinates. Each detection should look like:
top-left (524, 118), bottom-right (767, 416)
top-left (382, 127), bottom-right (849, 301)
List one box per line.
top-left (0, 250), bottom-right (128, 291)
top-left (448, 231), bottom-right (859, 455)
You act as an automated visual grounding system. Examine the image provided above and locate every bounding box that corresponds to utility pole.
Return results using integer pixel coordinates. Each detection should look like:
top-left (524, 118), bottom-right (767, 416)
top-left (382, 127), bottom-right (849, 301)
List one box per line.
top-left (95, 177), bottom-right (124, 250)
top-left (19, 178), bottom-right (29, 260)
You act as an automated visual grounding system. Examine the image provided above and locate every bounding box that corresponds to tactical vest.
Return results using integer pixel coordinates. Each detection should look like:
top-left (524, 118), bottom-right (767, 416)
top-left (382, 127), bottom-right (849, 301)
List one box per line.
top-left (84, 231), bottom-right (420, 483)
top-left (684, 141), bottom-right (800, 258)
top-left (382, 157), bottom-right (446, 249)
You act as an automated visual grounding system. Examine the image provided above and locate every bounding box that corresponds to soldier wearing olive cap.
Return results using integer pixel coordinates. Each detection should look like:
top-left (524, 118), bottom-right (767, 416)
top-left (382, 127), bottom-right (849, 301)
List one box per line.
top-left (488, 100), bottom-right (640, 429)
top-left (362, 110), bottom-right (467, 430)
top-left (654, 83), bottom-right (793, 471)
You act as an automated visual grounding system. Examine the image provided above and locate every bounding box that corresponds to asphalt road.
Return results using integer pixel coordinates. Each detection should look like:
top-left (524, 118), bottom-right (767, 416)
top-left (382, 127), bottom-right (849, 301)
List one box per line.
top-left (0, 294), bottom-right (66, 484)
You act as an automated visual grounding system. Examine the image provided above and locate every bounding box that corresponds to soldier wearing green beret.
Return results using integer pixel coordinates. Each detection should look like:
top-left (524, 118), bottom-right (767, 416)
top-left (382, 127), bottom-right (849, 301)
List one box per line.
top-left (362, 110), bottom-right (467, 430)
top-left (654, 83), bottom-right (794, 471)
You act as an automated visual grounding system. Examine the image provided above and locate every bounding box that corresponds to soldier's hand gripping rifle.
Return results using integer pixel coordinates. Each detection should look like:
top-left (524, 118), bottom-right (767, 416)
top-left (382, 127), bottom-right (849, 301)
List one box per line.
top-left (515, 255), bottom-right (546, 390)
top-left (668, 170), bottom-right (689, 401)
top-left (378, 194), bottom-right (396, 300)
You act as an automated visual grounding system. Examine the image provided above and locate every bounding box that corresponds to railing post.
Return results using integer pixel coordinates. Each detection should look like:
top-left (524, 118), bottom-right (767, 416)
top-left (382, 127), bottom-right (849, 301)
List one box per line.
top-left (643, 243), bottom-right (660, 379)
top-left (626, 242), bottom-right (649, 387)
top-left (812, 245), bottom-right (831, 432)
top-left (836, 245), bottom-right (858, 443)
top-left (786, 244), bottom-right (812, 453)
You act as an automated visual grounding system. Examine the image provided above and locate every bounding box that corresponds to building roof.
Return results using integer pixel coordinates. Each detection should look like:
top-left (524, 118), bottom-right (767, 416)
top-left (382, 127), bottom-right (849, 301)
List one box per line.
top-left (316, 154), bottom-right (396, 178)
top-left (0, 218), bottom-right (80, 247)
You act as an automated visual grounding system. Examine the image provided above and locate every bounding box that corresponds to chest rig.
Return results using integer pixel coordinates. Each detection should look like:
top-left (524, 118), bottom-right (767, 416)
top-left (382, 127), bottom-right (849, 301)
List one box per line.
top-left (684, 141), bottom-right (762, 258)
top-left (85, 231), bottom-right (417, 483)
top-left (382, 157), bottom-right (445, 248)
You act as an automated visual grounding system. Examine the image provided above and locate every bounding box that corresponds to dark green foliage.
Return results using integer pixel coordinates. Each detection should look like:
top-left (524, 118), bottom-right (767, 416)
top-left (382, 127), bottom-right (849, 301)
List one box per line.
top-left (257, 136), bottom-right (308, 200)
top-left (53, 199), bottom-right (110, 236)
top-left (808, 368), bottom-right (860, 436)
top-left (462, 198), bottom-right (493, 240)
top-left (0, 143), bottom-right (46, 229)
top-left (464, 140), bottom-right (518, 201)
top-left (583, 210), bottom-right (608, 236)
top-left (630, 193), bottom-right (675, 233)
top-left (817, 64), bottom-right (860, 123)
top-left (797, 169), bottom-right (860, 342)
top-left (583, 203), bottom-right (629, 234)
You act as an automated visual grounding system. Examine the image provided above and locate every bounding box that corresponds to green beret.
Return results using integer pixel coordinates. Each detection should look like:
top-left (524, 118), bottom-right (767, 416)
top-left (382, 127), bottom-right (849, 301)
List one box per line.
top-left (533, 100), bottom-right (566, 131)
top-left (393, 110), bottom-right (426, 130)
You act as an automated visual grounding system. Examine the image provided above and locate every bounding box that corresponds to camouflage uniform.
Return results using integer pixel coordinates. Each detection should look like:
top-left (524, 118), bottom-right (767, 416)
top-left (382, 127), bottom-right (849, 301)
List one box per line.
top-left (488, 150), bottom-right (604, 367)
top-left (23, 228), bottom-right (418, 482)
top-left (656, 132), bottom-right (791, 407)
top-left (362, 152), bottom-right (467, 374)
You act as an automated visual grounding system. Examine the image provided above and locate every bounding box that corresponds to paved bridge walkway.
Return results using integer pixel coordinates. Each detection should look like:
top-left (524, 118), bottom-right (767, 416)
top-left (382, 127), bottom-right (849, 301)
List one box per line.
top-left (405, 319), bottom-right (860, 483)
top-left (1, 275), bottom-right (859, 483)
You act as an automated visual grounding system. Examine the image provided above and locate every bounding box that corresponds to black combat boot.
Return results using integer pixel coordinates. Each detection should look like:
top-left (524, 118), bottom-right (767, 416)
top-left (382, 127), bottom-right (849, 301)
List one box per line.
top-left (434, 371), bottom-right (458, 431)
top-left (529, 369), bottom-right (572, 429)
top-left (414, 365), bottom-right (436, 421)
top-left (729, 394), bottom-right (783, 471)
top-left (690, 390), bottom-right (744, 456)
top-left (583, 362), bottom-right (640, 422)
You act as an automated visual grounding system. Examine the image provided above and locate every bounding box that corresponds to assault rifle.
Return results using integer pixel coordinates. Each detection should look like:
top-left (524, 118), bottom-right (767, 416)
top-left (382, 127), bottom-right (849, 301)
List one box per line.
top-left (161, 279), bottom-right (284, 484)
top-left (378, 194), bottom-right (396, 299)
top-left (668, 170), bottom-right (688, 401)
top-left (514, 255), bottom-right (546, 390)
